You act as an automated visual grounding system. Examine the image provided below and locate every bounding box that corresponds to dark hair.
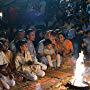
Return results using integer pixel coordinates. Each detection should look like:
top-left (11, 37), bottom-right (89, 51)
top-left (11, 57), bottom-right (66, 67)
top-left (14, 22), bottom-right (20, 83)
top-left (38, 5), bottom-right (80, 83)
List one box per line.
top-left (16, 38), bottom-right (27, 52)
top-left (58, 32), bottom-right (65, 38)
top-left (15, 29), bottom-right (25, 36)
top-left (0, 38), bottom-right (8, 51)
top-left (26, 28), bottom-right (35, 35)
top-left (50, 31), bottom-right (56, 37)
top-left (43, 39), bottom-right (52, 46)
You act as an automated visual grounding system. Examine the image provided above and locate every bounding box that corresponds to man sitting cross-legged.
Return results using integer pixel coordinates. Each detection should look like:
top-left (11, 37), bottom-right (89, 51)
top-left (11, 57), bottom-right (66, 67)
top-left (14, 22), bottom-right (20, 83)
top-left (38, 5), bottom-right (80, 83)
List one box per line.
top-left (0, 38), bottom-right (15, 90)
top-left (15, 39), bottom-right (45, 81)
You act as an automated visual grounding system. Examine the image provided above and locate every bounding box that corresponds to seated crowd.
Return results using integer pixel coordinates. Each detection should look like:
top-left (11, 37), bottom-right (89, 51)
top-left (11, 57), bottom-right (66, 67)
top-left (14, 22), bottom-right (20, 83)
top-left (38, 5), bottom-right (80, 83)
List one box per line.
top-left (0, 26), bottom-right (90, 89)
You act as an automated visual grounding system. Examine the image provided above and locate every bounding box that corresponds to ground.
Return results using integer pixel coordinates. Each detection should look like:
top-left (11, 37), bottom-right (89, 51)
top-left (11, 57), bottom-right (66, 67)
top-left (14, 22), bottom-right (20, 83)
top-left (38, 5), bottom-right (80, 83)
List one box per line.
top-left (11, 61), bottom-right (90, 90)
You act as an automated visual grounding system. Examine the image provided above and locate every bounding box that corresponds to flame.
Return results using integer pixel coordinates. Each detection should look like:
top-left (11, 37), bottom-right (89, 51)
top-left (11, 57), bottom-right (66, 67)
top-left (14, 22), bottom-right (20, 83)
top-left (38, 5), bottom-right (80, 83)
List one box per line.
top-left (70, 51), bottom-right (88, 87)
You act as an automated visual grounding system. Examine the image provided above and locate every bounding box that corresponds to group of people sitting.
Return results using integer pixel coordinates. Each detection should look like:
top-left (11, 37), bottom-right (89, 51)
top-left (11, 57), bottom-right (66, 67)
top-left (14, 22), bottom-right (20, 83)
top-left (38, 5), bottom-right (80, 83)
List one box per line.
top-left (0, 26), bottom-right (89, 89)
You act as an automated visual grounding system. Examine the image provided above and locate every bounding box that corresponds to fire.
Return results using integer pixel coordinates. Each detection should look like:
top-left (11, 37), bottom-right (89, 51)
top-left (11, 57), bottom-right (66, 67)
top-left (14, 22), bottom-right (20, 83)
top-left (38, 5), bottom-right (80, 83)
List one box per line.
top-left (70, 51), bottom-right (88, 87)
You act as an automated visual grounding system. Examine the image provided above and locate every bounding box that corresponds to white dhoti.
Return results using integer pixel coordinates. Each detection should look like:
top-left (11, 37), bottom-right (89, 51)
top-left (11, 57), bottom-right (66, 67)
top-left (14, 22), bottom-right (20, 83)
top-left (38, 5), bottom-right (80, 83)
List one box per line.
top-left (0, 75), bottom-right (15, 90)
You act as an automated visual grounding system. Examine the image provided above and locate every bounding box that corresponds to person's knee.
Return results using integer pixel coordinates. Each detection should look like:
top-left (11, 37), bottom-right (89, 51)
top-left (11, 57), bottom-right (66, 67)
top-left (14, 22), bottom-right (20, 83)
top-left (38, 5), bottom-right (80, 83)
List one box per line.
top-left (42, 64), bottom-right (47, 70)
top-left (10, 79), bottom-right (15, 86)
top-left (37, 69), bottom-right (45, 77)
top-left (40, 71), bottom-right (45, 77)
top-left (32, 75), bottom-right (38, 81)
top-left (28, 72), bottom-right (38, 81)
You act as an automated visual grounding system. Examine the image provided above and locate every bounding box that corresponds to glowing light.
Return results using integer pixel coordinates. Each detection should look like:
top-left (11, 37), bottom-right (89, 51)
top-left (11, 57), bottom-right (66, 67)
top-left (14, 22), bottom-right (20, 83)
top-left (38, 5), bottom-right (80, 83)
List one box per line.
top-left (70, 51), bottom-right (88, 87)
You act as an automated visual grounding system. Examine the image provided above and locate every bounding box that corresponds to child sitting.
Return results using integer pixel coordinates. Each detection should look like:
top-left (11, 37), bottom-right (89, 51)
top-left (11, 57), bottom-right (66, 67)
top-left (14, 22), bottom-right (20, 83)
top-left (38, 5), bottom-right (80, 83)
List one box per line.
top-left (43, 39), bottom-right (61, 68)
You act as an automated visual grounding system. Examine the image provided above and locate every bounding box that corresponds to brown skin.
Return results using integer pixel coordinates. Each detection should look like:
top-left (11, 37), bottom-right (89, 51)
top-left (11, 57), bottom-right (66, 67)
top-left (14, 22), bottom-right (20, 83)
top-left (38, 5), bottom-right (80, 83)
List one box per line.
top-left (59, 34), bottom-right (65, 43)
top-left (0, 39), bottom-right (14, 78)
top-left (55, 34), bottom-right (65, 54)
top-left (27, 31), bottom-right (36, 42)
top-left (45, 44), bottom-right (56, 60)
top-left (45, 31), bottom-right (51, 39)
top-left (18, 31), bottom-right (25, 40)
top-left (46, 44), bottom-right (52, 50)
top-left (2, 39), bottom-right (9, 53)
top-left (0, 80), bottom-right (3, 88)
top-left (19, 43), bottom-right (34, 65)
top-left (15, 31), bottom-right (25, 41)
top-left (20, 43), bottom-right (28, 55)
top-left (50, 35), bottom-right (56, 45)
top-left (1, 39), bottom-right (13, 69)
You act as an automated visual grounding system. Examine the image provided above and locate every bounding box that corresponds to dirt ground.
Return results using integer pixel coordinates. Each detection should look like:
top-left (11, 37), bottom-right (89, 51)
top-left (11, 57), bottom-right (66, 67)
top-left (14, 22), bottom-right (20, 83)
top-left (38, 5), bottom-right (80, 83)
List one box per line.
top-left (10, 61), bottom-right (90, 90)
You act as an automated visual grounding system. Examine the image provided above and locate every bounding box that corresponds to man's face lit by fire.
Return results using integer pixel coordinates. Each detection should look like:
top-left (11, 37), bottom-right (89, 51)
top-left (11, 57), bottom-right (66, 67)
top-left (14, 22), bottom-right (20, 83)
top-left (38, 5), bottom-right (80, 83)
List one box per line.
top-left (49, 35), bottom-right (56, 45)
top-left (59, 34), bottom-right (65, 43)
